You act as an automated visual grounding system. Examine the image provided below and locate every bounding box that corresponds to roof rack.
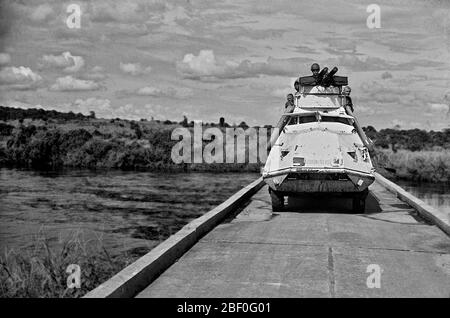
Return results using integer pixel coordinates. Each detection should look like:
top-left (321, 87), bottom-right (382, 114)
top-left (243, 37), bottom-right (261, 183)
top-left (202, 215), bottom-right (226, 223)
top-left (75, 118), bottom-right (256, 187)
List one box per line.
top-left (299, 75), bottom-right (348, 86)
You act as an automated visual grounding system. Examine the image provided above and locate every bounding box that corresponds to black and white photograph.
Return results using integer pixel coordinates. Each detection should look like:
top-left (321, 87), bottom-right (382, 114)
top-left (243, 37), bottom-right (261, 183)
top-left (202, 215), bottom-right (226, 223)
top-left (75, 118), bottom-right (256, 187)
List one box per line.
top-left (0, 0), bottom-right (449, 302)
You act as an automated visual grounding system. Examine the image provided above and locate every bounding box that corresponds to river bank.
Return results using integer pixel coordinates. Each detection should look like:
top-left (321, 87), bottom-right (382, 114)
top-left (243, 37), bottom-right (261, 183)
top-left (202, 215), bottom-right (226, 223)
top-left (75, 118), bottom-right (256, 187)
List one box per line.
top-left (0, 169), bottom-right (258, 297)
top-left (373, 148), bottom-right (450, 183)
top-left (0, 118), bottom-right (263, 172)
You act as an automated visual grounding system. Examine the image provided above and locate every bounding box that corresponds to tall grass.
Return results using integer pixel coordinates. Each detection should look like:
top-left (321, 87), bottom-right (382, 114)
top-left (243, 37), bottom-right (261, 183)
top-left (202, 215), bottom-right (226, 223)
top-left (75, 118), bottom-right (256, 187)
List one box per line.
top-left (374, 148), bottom-right (450, 183)
top-left (0, 231), bottom-right (134, 298)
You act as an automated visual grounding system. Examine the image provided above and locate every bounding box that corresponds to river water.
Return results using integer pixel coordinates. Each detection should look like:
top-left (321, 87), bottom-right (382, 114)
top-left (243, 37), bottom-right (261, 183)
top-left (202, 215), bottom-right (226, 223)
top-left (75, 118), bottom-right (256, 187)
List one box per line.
top-left (0, 168), bottom-right (258, 257)
top-left (395, 179), bottom-right (450, 215)
top-left (1, 169), bottom-right (448, 258)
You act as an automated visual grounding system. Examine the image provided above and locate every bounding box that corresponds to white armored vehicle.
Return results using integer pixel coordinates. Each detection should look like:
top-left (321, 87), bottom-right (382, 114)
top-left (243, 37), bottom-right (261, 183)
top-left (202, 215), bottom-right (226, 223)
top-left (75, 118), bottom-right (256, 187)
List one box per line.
top-left (262, 67), bottom-right (375, 212)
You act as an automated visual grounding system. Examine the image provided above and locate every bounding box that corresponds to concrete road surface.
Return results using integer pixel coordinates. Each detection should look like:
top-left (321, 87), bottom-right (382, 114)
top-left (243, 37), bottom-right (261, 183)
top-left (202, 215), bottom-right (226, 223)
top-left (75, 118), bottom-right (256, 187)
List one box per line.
top-left (137, 182), bottom-right (450, 298)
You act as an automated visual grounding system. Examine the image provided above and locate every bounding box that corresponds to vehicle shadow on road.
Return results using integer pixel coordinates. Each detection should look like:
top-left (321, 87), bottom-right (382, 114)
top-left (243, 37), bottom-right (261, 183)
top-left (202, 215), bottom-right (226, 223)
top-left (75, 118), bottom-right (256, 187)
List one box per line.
top-left (285, 191), bottom-right (382, 214)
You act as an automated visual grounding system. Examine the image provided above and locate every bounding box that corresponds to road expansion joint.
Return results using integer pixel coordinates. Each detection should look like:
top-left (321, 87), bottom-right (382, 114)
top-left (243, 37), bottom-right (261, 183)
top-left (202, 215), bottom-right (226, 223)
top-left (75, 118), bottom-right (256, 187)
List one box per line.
top-left (358, 214), bottom-right (427, 226)
top-left (198, 239), bottom-right (449, 255)
top-left (327, 246), bottom-right (336, 298)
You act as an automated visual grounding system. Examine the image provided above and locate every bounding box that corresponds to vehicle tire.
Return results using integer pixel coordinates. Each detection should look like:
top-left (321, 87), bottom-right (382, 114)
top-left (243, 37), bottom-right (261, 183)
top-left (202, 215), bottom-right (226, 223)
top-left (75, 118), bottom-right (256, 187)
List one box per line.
top-left (270, 189), bottom-right (284, 212)
top-left (352, 189), bottom-right (368, 213)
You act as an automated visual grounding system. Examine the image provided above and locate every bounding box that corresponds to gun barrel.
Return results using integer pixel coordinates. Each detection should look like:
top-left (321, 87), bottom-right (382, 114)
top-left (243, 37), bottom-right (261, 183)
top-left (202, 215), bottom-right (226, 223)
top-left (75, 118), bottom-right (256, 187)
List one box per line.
top-left (321, 66), bottom-right (338, 86)
top-left (316, 67), bottom-right (328, 84)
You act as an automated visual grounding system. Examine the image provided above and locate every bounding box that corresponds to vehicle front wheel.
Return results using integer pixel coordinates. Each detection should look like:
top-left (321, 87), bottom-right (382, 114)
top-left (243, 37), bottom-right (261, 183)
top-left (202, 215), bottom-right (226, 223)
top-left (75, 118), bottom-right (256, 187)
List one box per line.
top-left (270, 189), bottom-right (284, 212)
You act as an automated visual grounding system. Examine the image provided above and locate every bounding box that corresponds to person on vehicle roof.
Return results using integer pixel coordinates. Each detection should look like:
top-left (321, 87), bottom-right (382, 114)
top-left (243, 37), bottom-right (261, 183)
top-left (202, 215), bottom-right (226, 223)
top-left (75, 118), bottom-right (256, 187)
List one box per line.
top-left (311, 63), bottom-right (320, 77)
top-left (342, 86), bottom-right (354, 113)
top-left (285, 93), bottom-right (295, 113)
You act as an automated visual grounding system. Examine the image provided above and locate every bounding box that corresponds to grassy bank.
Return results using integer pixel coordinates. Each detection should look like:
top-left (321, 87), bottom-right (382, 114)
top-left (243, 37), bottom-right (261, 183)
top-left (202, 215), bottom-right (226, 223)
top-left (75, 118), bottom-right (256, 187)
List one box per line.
top-left (373, 148), bottom-right (450, 183)
top-left (0, 231), bottom-right (136, 298)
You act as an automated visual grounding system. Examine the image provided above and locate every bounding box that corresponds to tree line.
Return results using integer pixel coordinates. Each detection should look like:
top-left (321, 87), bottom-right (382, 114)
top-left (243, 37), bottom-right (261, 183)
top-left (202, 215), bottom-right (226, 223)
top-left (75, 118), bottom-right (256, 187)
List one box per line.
top-left (363, 126), bottom-right (450, 151)
top-left (0, 106), bottom-right (93, 122)
top-left (0, 106), bottom-right (448, 152)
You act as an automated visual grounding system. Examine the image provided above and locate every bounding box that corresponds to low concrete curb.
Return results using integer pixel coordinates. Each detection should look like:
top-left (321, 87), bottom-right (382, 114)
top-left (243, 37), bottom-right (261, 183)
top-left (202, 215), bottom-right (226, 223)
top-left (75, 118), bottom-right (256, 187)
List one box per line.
top-left (84, 177), bottom-right (265, 298)
top-left (374, 172), bottom-right (450, 236)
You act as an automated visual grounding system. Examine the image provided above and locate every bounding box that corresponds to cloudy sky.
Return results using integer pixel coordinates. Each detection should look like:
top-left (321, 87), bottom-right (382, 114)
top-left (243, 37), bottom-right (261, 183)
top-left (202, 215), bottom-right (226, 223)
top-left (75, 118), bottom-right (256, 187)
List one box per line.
top-left (0, 0), bottom-right (449, 130)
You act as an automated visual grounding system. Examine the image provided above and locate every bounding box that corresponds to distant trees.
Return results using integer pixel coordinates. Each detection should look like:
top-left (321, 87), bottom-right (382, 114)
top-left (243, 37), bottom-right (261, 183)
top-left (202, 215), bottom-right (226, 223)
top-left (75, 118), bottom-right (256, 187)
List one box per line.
top-left (0, 106), bottom-right (90, 121)
top-left (218, 117), bottom-right (230, 127)
top-left (238, 121), bottom-right (249, 129)
top-left (0, 106), bottom-right (249, 130)
top-left (180, 116), bottom-right (189, 127)
top-left (363, 126), bottom-right (450, 151)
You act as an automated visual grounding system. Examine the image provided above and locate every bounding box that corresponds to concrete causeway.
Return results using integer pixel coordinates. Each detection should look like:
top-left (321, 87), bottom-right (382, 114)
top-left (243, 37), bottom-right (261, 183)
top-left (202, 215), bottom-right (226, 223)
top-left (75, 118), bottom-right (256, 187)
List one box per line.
top-left (137, 181), bottom-right (450, 298)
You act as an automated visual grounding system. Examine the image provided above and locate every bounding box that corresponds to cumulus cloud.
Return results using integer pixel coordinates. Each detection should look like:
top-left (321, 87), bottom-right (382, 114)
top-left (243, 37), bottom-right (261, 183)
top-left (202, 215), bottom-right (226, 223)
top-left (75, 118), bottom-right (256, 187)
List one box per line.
top-left (177, 50), bottom-right (312, 80)
top-left (40, 52), bottom-right (85, 73)
top-left (271, 87), bottom-right (293, 98)
top-left (0, 53), bottom-right (11, 65)
top-left (428, 103), bottom-right (449, 114)
top-left (353, 105), bottom-right (389, 116)
top-left (91, 2), bottom-right (139, 23)
top-left (49, 76), bottom-right (101, 91)
top-left (91, 66), bottom-right (103, 73)
top-left (69, 98), bottom-right (172, 120)
top-left (271, 77), bottom-right (301, 98)
top-left (0, 66), bottom-right (42, 90)
top-left (334, 54), bottom-right (446, 73)
top-left (108, 103), bottom-right (181, 121)
top-left (81, 66), bottom-right (107, 81)
top-left (359, 81), bottom-right (410, 104)
top-left (90, 1), bottom-right (166, 24)
top-left (29, 4), bottom-right (54, 22)
top-left (142, 103), bottom-right (190, 121)
top-left (391, 119), bottom-right (405, 129)
top-left (177, 50), bottom-right (219, 78)
top-left (162, 5), bottom-right (190, 26)
top-left (334, 54), bottom-right (393, 72)
top-left (118, 86), bottom-right (193, 98)
top-left (0, 99), bottom-right (38, 109)
top-left (72, 97), bottom-right (112, 116)
top-left (119, 62), bottom-right (152, 76)
top-left (356, 80), bottom-right (450, 123)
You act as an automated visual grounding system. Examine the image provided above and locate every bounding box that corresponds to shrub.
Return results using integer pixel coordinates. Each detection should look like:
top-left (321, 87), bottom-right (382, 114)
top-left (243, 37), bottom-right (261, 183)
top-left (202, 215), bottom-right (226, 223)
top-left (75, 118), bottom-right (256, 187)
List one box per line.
top-left (0, 122), bottom-right (14, 136)
top-left (60, 129), bottom-right (93, 152)
top-left (25, 130), bottom-right (62, 168)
